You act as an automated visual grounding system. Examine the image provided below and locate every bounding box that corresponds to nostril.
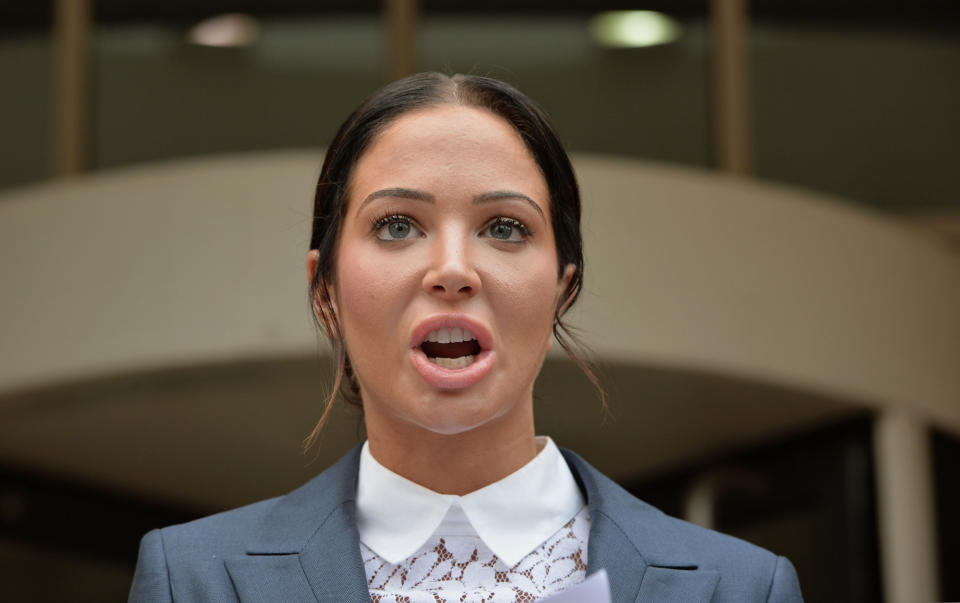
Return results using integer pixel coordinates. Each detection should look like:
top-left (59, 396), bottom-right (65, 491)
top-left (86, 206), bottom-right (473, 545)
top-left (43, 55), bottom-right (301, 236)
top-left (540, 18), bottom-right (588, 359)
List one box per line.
top-left (424, 268), bottom-right (479, 297)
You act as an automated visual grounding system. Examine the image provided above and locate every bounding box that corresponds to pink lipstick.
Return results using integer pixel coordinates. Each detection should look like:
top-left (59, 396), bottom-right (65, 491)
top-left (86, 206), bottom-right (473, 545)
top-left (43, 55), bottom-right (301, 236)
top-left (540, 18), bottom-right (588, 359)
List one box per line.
top-left (410, 314), bottom-right (496, 390)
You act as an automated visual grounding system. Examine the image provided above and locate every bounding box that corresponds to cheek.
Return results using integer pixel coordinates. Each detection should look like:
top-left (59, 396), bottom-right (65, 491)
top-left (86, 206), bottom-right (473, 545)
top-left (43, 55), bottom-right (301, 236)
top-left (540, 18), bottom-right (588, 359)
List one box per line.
top-left (487, 256), bottom-right (560, 340)
top-left (337, 245), bottom-right (393, 328)
top-left (335, 242), bottom-right (415, 338)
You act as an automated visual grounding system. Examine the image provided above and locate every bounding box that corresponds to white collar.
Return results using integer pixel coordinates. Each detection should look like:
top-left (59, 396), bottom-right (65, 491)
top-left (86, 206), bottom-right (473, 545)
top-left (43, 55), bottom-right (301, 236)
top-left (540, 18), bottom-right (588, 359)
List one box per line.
top-left (356, 436), bottom-right (585, 567)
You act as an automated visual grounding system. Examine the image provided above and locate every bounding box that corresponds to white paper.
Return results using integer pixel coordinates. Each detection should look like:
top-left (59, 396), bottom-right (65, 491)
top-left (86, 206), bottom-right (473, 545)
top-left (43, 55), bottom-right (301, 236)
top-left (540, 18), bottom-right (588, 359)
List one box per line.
top-left (539, 569), bottom-right (612, 603)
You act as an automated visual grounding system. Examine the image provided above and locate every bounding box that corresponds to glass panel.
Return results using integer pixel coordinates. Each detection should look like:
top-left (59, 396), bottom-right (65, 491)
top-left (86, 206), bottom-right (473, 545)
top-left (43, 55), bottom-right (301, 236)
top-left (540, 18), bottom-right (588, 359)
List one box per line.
top-left (752, 23), bottom-right (960, 211)
top-left (0, 32), bottom-right (53, 190)
top-left (419, 14), bottom-right (711, 166)
top-left (94, 15), bottom-right (384, 170)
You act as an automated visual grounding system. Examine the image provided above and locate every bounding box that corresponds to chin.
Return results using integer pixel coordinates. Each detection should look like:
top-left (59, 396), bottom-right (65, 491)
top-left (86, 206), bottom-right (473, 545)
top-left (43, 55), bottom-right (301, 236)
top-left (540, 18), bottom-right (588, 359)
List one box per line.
top-left (409, 391), bottom-right (511, 436)
top-left (357, 361), bottom-right (537, 440)
top-left (416, 379), bottom-right (537, 437)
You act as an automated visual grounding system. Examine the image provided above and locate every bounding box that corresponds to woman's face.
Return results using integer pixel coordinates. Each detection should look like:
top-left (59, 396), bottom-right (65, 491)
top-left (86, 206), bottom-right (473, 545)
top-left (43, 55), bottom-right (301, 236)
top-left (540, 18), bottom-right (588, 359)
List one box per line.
top-left (312, 104), bottom-right (573, 441)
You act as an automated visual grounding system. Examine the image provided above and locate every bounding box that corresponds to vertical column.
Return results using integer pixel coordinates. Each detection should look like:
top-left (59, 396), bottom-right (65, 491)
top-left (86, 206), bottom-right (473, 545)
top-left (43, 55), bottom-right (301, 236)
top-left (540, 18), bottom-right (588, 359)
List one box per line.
top-left (683, 468), bottom-right (761, 531)
top-left (683, 476), bottom-right (717, 530)
top-left (873, 411), bottom-right (940, 603)
top-left (709, 0), bottom-right (752, 175)
top-left (383, 0), bottom-right (419, 82)
top-left (53, 0), bottom-right (92, 176)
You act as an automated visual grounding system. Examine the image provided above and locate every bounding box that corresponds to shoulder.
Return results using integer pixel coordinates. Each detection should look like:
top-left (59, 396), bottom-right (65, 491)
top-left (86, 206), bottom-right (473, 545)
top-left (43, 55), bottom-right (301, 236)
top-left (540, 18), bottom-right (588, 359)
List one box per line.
top-left (639, 504), bottom-right (778, 571)
top-left (560, 448), bottom-right (803, 602)
top-left (130, 445), bottom-right (363, 602)
top-left (158, 495), bottom-right (282, 561)
top-left (645, 510), bottom-right (800, 600)
top-left (604, 480), bottom-right (793, 595)
top-left (129, 497), bottom-right (281, 602)
top-left (147, 445), bottom-right (362, 558)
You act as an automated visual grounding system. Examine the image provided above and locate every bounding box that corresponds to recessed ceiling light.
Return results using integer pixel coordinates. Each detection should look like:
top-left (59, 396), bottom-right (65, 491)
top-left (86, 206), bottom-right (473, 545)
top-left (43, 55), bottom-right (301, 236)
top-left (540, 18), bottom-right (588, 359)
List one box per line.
top-left (589, 11), bottom-right (683, 49)
top-left (187, 13), bottom-right (260, 48)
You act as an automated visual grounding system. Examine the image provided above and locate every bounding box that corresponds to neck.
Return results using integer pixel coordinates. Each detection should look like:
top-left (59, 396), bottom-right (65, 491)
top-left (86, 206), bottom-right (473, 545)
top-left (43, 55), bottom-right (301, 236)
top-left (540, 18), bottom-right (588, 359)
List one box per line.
top-left (364, 407), bottom-right (538, 495)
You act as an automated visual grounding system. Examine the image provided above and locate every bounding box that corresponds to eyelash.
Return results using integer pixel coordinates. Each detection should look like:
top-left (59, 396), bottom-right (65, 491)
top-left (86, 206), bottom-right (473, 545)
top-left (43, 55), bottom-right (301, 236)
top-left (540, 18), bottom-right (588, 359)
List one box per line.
top-left (370, 212), bottom-right (414, 233)
top-left (486, 216), bottom-right (531, 239)
top-left (369, 212), bottom-right (533, 240)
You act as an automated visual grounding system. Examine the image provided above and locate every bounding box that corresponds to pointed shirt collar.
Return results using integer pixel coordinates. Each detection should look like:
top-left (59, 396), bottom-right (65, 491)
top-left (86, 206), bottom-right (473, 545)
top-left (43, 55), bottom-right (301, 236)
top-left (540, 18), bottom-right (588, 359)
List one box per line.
top-left (356, 436), bottom-right (585, 567)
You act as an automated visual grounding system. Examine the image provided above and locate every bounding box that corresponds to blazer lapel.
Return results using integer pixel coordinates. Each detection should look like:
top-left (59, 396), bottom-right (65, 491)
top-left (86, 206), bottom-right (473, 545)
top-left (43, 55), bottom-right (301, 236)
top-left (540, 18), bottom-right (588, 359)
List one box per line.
top-left (635, 567), bottom-right (720, 602)
top-left (298, 502), bottom-right (370, 602)
top-left (562, 449), bottom-right (721, 603)
top-left (225, 555), bottom-right (318, 603)
top-left (225, 445), bottom-right (369, 603)
top-left (585, 510), bottom-right (648, 602)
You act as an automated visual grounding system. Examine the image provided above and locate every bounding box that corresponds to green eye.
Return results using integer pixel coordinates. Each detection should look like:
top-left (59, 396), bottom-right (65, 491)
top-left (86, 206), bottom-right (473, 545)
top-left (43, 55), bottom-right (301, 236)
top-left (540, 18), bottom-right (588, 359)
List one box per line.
top-left (484, 218), bottom-right (528, 242)
top-left (374, 215), bottom-right (420, 241)
top-left (490, 222), bottom-right (513, 240)
top-left (388, 221), bottom-right (411, 238)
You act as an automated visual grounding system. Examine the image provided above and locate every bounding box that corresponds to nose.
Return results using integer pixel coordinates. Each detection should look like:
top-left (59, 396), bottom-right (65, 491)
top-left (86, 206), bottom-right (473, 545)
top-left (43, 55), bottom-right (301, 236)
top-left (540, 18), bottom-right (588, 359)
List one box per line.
top-left (422, 232), bottom-right (481, 301)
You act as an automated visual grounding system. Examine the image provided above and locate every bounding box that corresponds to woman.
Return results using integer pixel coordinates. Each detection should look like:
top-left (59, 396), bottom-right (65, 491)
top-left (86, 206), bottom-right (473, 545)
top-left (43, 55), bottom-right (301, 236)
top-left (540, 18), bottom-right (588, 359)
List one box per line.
top-left (130, 73), bottom-right (803, 602)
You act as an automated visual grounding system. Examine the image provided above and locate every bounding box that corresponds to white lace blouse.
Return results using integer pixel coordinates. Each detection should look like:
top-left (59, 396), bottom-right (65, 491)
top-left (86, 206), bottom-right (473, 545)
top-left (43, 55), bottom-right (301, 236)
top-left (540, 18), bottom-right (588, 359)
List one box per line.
top-left (356, 437), bottom-right (590, 603)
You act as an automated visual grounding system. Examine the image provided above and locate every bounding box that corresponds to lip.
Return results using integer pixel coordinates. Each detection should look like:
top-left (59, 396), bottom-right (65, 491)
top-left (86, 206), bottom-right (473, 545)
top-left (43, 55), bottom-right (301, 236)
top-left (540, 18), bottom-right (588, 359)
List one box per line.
top-left (409, 313), bottom-right (496, 390)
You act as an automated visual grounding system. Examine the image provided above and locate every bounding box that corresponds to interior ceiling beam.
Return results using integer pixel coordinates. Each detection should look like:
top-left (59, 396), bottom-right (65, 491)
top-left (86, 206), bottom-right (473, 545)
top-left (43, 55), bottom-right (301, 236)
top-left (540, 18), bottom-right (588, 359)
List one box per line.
top-left (2, 1), bottom-right (959, 29)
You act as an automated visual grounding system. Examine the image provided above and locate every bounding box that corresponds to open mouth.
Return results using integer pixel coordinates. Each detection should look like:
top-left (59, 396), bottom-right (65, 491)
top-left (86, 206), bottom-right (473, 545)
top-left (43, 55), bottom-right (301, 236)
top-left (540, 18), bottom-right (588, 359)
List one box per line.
top-left (410, 314), bottom-right (495, 389)
top-left (420, 327), bottom-right (483, 369)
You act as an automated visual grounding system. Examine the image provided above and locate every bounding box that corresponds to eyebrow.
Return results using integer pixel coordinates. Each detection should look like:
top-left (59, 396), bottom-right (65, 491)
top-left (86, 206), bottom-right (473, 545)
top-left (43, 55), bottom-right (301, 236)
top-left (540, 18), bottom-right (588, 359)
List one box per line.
top-left (472, 191), bottom-right (546, 223)
top-left (357, 187), bottom-right (546, 223)
top-left (357, 188), bottom-right (435, 215)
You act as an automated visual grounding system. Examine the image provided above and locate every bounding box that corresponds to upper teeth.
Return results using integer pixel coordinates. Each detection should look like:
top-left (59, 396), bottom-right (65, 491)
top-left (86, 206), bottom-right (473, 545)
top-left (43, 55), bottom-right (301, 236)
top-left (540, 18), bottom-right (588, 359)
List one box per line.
top-left (425, 327), bottom-right (476, 344)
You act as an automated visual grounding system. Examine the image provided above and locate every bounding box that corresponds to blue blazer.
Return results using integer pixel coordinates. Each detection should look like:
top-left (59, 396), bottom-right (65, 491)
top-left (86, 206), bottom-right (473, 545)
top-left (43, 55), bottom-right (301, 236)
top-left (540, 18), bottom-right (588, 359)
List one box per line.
top-left (130, 446), bottom-right (803, 602)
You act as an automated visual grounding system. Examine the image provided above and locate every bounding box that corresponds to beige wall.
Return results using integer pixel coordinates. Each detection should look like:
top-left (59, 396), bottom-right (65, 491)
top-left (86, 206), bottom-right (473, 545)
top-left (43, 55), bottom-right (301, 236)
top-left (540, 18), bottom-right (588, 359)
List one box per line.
top-left (4, 151), bottom-right (956, 423)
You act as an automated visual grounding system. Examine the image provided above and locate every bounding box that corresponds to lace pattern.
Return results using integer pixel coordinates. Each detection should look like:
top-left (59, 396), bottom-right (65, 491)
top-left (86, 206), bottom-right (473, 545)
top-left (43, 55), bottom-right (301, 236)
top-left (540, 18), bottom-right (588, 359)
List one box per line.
top-left (363, 506), bottom-right (590, 603)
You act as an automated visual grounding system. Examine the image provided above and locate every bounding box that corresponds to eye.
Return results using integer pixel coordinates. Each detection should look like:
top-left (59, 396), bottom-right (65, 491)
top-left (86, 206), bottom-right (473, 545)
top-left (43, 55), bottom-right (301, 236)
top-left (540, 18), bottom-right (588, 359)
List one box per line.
top-left (372, 214), bottom-right (422, 241)
top-left (483, 217), bottom-right (529, 243)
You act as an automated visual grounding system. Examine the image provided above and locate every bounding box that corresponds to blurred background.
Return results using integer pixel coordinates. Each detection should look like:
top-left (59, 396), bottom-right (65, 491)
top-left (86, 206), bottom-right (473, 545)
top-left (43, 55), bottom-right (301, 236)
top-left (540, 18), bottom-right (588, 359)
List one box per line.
top-left (1, 1), bottom-right (958, 601)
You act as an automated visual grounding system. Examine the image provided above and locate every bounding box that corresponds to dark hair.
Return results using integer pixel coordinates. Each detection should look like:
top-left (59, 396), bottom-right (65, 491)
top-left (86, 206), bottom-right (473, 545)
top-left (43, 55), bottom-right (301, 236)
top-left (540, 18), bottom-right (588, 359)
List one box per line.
top-left (305, 72), bottom-right (603, 448)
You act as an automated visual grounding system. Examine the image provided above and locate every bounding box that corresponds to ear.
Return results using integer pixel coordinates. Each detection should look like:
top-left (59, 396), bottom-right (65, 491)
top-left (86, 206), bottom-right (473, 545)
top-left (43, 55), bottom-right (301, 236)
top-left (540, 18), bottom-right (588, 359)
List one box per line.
top-left (306, 249), bottom-right (320, 287)
top-left (307, 250), bottom-right (338, 337)
top-left (555, 263), bottom-right (577, 317)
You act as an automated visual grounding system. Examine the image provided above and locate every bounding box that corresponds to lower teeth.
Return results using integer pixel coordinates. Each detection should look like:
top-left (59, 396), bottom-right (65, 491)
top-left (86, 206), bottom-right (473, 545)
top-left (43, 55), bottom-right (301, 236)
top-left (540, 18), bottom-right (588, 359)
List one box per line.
top-left (429, 355), bottom-right (476, 369)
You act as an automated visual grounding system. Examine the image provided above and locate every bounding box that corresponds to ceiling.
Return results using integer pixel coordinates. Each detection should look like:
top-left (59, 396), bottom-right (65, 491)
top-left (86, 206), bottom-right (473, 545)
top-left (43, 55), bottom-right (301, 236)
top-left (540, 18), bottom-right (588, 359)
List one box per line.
top-left (2, 0), bottom-right (959, 29)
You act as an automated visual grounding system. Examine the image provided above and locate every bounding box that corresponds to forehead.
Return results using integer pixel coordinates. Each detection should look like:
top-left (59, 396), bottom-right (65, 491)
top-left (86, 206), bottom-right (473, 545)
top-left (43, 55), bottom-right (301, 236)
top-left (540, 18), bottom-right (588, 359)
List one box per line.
top-left (348, 104), bottom-right (549, 207)
top-left (373, 104), bottom-right (524, 152)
